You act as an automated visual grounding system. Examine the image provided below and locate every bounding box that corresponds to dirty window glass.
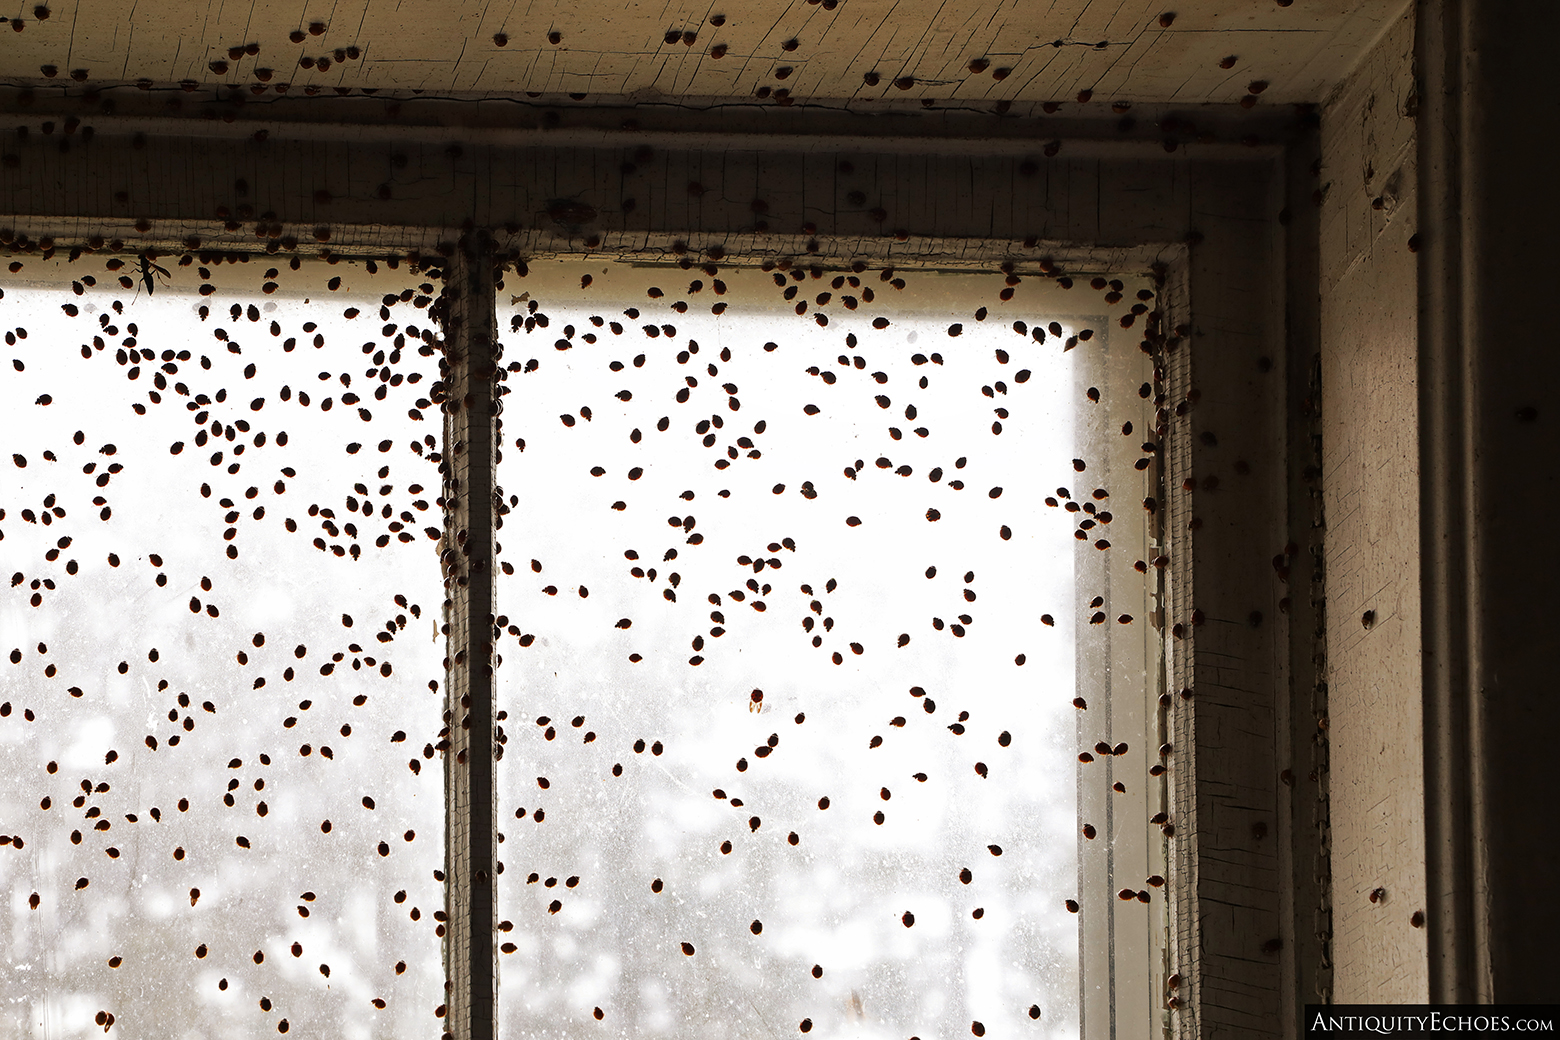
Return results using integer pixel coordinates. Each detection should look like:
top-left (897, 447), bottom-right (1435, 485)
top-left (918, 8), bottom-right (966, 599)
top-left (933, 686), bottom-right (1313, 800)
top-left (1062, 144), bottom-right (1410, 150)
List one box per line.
top-left (1, 255), bottom-right (444, 1037)
top-left (492, 260), bottom-right (1161, 1039)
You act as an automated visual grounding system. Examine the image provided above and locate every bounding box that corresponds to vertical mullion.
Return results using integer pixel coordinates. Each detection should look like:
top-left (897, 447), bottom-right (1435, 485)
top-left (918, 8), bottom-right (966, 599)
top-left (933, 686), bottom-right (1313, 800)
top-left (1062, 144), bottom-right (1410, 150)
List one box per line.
top-left (439, 231), bottom-right (499, 1040)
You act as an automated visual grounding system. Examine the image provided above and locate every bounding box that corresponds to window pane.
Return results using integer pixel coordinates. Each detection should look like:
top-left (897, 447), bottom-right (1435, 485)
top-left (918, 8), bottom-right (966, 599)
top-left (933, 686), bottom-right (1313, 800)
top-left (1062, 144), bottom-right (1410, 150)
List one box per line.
top-left (1, 256), bottom-right (444, 1037)
top-left (494, 261), bottom-right (1156, 1038)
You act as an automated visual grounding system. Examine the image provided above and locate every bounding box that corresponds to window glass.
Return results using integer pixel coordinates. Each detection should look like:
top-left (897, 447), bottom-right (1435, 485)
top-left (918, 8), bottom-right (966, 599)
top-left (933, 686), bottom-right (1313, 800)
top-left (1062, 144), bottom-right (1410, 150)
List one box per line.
top-left (493, 260), bottom-right (1159, 1039)
top-left (0, 255), bottom-right (445, 1037)
top-left (1, 247), bottom-right (1165, 1039)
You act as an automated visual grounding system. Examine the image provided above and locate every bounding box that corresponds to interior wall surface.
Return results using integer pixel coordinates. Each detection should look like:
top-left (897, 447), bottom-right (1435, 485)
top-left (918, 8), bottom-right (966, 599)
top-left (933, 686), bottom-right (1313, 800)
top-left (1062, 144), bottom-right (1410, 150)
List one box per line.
top-left (1315, 6), bottom-right (1428, 1004)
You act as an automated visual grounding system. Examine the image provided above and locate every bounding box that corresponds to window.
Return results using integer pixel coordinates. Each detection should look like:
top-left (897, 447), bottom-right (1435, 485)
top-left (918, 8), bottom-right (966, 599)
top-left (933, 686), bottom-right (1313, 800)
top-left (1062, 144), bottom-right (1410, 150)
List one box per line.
top-left (3, 255), bottom-right (445, 1037)
top-left (491, 259), bottom-right (1165, 1037)
top-left (4, 246), bottom-right (1166, 1037)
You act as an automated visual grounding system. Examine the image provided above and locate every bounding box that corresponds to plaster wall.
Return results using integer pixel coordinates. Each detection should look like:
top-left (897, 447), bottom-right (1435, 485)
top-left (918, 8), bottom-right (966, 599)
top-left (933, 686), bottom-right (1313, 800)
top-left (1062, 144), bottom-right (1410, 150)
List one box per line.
top-left (1316, 7), bottom-right (1428, 1003)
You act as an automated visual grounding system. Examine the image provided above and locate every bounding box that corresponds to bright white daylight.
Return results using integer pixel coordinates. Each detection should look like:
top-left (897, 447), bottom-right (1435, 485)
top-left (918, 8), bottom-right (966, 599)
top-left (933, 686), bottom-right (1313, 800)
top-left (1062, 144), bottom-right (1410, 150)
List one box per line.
top-left (1, 253), bottom-right (1161, 1039)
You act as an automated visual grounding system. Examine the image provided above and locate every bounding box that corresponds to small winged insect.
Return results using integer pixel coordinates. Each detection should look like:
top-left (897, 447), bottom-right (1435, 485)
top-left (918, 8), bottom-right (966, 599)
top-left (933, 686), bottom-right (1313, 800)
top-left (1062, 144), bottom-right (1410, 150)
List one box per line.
top-left (137, 253), bottom-right (171, 296)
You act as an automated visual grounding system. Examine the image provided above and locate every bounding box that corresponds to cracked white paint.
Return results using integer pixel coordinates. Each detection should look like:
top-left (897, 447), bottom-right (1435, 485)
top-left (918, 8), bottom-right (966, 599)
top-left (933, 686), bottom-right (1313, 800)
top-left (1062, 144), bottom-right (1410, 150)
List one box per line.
top-left (1, 0), bottom-right (1402, 106)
